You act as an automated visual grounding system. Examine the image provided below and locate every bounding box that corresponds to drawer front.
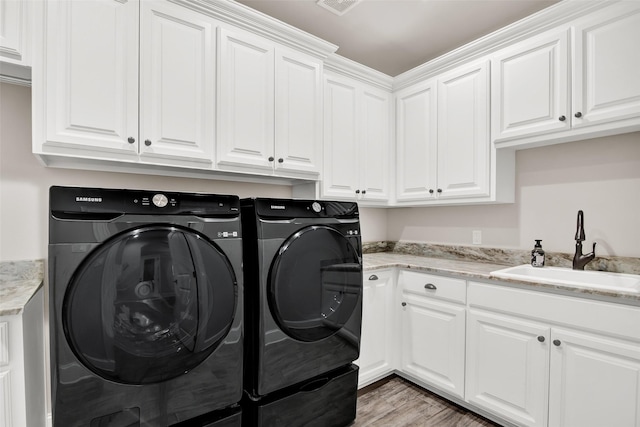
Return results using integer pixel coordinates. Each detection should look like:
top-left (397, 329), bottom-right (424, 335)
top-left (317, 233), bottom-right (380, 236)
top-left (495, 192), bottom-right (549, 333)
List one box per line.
top-left (469, 281), bottom-right (640, 341)
top-left (399, 270), bottom-right (466, 304)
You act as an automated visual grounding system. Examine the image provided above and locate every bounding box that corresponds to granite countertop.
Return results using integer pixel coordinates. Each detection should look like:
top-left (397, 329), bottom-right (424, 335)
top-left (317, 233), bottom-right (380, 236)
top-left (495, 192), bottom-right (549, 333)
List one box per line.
top-left (0, 260), bottom-right (45, 316)
top-left (363, 252), bottom-right (640, 305)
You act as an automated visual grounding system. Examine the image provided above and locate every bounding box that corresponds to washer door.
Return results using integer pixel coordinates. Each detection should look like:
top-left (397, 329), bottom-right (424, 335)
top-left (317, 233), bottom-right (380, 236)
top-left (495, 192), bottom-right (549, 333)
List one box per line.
top-left (63, 225), bottom-right (237, 385)
top-left (268, 225), bottom-right (362, 342)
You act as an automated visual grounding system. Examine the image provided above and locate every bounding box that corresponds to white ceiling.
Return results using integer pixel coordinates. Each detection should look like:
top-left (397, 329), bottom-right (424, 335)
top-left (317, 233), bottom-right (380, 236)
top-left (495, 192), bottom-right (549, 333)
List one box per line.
top-left (234, 0), bottom-right (561, 76)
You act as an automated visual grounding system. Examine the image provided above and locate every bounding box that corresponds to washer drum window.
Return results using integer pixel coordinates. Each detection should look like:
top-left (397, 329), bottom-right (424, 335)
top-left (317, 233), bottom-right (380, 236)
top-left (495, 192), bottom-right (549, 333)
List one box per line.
top-left (63, 225), bottom-right (237, 385)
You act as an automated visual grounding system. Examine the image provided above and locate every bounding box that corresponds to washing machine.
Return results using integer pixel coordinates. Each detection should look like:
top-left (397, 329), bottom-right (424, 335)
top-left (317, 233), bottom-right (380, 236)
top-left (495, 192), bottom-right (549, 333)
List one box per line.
top-left (240, 198), bottom-right (363, 399)
top-left (48, 186), bottom-right (243, 426)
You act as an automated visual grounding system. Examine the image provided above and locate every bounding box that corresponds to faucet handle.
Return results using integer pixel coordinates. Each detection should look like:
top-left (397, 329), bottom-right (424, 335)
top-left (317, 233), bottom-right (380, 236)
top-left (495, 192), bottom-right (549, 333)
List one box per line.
top-left (575, 210), bottom-right (586, 241)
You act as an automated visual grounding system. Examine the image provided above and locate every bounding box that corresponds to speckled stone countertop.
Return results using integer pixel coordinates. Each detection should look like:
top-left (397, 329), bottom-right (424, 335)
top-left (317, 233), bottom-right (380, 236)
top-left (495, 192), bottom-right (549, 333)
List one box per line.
top-left (363, 252), bottom-right (640, 305)
top-left (0, 260), bottom-right (45, 316)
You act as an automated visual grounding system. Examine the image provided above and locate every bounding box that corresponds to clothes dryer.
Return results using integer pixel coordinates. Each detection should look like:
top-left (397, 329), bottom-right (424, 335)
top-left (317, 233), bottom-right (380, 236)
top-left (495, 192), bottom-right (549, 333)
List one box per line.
top-left (240, 198), bottom-right (363, 398)
top-left (49, 186), bottom-right (243, 426)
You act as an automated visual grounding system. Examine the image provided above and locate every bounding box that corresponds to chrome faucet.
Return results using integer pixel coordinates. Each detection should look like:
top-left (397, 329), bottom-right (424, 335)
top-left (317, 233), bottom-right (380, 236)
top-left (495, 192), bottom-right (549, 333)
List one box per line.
top-left (573, 210), bottom-right (596, 270)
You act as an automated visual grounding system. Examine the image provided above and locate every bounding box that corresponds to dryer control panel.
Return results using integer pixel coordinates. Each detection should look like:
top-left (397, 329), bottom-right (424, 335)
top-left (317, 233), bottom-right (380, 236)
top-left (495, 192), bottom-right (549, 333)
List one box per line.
top-left (252, 198), bottom-right (359, 219)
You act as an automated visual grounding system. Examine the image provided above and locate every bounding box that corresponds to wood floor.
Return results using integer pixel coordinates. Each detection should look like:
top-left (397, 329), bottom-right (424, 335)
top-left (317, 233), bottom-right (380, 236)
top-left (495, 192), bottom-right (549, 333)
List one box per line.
top-left (352, 376), bottom-right (502, 427)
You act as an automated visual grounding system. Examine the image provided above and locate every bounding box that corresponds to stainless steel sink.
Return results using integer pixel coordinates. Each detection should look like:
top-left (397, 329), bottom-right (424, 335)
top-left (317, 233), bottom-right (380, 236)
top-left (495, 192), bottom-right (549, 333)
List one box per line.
top-left (490, 264), bottom-right (640, 293)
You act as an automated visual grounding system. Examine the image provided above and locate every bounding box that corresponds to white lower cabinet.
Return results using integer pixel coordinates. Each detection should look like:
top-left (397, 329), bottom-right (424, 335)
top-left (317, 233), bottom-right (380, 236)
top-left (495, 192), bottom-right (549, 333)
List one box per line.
top-left (0, 288), bottom-right (45, 427)
top-left (398, 270), bottom-right (466, 399)
top-left (548, 328), bottom-right (640, 427)
top-left (466, 309), bottom-right (550, 427)
top-left (356, 270), bottom-right (395, 387)
top-left (466, 281), bottom-right (640, 427)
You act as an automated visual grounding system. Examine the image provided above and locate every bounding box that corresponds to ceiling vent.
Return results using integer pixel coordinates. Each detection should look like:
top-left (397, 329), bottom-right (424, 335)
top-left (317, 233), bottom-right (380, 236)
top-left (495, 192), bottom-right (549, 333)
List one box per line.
top-left (316, 0), bottom-right (361, 16)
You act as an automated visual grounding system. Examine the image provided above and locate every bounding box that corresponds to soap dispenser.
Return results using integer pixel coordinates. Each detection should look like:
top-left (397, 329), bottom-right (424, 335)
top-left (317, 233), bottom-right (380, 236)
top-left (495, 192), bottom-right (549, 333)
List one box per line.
top-left (531, 240), bottom-right (545, 267)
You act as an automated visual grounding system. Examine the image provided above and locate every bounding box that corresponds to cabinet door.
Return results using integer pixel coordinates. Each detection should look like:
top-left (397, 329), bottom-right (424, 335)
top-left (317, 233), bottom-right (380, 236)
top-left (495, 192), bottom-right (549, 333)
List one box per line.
top-left (400, 293), bottom-right (465, 398)
top-left (549, 328), bottom-right (640, 427)
top-left (217, 27), bottom-right (274, 171)
top-left (321, 74), bottom-right (359, 199)
top-left (275, 49), bottom-right (322, 175)
top-left (0, 0), bottom-right (29, 65)
top-left (437, 60), bottom-right (490, 199)
top-left (140, 2), bottom-right (215, 165)
top-left (395, 80), bottom-right (438, 201)
top-left (491, 29), bottom-right (570, 142)
top-left (360, 87), bottom-right (391, 202)
top-left (571, 2), bottom-right (640, 129)
top-left (44, 0), bottom-right (138, 155)
top-left (357, 270), bottom-right (394, 387)
top-left (466, 309), bottom-right (549, 427)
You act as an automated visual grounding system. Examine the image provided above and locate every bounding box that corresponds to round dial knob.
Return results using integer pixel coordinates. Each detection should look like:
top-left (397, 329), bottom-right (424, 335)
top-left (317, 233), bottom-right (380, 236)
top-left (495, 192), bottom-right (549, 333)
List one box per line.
top-left (152, 193), bottom-right (168, 208)
top-left (311, 202), bottom-right (322, 213)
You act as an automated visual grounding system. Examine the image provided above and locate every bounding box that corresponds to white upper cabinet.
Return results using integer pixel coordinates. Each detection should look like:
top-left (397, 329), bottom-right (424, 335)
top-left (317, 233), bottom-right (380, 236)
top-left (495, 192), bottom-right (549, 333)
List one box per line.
top-left (217, 28), bottom-right (274, 172)
top-left (436, 61), bottom-right (490, 200)
top-left (571, 2), bottom-right (640, 130)
top-left (492, 1), bottom-right (640, 148)
top-left (275, 48), bottom-right (323, 176)
top-left (322, 74), bottom-right (359, 199)
top-left (0, 0), bottom-right (30, 66)
top-left (139, 1), bottom-right (215, 165)
top-left (40, 0), bottom-right (139, 157)
top-left (322, 72), bottom-right (391, 204)
top-left (32, 0), bottom-right (333, 182)
top-left (396, 60), bottom-right (493, 204)
top-left (360, 87), bottom-right (392, 202)
top-left (491, 29), bottom-right (570, 142)
top-left (35, 0), bottom-right (216, 167)
top-left (395, 79), bottom-right (437, 201)
top-left (217, 27), bottom-right (322, 178)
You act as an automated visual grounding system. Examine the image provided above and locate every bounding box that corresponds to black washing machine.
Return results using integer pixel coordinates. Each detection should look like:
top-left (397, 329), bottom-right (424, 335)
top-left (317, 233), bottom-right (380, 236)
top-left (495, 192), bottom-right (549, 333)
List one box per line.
top-left (240, 198), bottom-right (362, 427)
top-left (48, 186), bottom-right (243, 427)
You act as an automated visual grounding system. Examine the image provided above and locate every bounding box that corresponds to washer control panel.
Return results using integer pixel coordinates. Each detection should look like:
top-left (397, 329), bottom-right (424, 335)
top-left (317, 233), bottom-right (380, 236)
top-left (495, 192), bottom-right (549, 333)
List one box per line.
top-left (49, 186), bottom-right (240, 216)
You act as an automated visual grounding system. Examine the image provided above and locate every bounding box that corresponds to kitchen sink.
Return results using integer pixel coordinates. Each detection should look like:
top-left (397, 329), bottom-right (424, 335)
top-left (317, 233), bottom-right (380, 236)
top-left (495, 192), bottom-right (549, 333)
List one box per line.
top-left (490, 264), bottom-right (640, 293)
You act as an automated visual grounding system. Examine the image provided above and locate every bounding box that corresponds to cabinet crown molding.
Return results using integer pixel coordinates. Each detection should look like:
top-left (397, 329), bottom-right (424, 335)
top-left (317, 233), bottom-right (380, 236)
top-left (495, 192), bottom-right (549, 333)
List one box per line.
top-left (324, 53), bottom-right (394, 92)
top-left (175, 0), bottom-right (339, 59)
top-left (393, 0), bottom-right (614, 91)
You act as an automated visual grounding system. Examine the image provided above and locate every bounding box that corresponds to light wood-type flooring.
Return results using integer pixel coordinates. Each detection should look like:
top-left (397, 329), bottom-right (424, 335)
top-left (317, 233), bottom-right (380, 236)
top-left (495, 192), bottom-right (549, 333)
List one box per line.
top-left (352, 376), bottom-right (502, 427)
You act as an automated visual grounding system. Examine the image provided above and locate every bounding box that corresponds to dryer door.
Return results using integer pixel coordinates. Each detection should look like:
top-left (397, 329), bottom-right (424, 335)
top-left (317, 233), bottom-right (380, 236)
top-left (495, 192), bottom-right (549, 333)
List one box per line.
top-left (268, 225), bottom-right (362, 342)
top-left (63, 225), bottom-right (237, 385)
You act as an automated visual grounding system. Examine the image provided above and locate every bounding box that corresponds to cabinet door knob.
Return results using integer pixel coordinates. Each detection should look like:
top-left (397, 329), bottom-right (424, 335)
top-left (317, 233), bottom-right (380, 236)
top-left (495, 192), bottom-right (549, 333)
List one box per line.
top-left (574, 112), bottom-right (582, 118)
top-left (355, 189), bottom-right (360, 194)
top-left (144, 139), bottom-right (152, 146)
top-left (268, 156), bottom-right (274, 162)
top-left (362, 190), bottom-right (366, 195)
top-left (368, 275), bottom-right (379, 281)
top-left (553, 339), bottom-right (562, 346)
top-left (429, 189), bottom-right (434, 194)
top-left (537, 336), bottom-right (546, 343)
top-left (127, 137), bottom-right (135, 144)
top-left (559, 115), bottom-right (566, 122)
top-left (401, 302), bottom-right (407, 307)
top-left (278, 158), bottom-right (284, 163)
top-left (424, 283), bottom-right (437, 290)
